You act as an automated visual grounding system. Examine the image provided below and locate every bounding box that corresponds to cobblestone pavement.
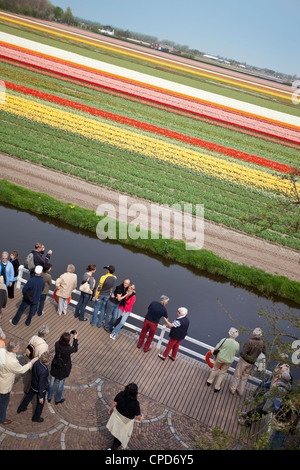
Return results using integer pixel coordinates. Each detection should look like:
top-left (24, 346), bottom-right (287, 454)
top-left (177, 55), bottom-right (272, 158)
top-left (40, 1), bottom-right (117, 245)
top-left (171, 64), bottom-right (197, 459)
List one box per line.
top-left (0, 362), bottom-right (213, 452)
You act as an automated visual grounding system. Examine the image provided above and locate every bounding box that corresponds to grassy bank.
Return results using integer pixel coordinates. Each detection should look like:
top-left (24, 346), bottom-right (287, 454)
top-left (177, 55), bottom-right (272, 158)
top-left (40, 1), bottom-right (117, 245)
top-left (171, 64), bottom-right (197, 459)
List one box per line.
top-left (1, 179), bottom-right (299, 305)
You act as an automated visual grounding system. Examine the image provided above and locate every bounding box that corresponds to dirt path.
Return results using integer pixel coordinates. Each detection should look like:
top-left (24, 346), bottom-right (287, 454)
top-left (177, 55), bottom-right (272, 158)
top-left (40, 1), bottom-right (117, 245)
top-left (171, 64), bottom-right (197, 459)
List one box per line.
top-left (1, 153), bottom-right (299, 282)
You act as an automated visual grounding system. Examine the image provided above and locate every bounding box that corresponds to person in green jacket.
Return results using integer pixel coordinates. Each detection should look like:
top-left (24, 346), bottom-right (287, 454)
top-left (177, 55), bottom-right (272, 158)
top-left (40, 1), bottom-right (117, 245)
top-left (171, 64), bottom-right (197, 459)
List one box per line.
top-left (206, 327), bottom-right (240, 392)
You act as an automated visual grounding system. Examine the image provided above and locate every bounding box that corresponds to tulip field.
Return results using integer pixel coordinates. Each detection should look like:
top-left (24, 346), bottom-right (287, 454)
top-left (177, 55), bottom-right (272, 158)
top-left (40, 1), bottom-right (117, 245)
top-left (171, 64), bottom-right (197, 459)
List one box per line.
top-left (0, 14), bottom-right (300, 250)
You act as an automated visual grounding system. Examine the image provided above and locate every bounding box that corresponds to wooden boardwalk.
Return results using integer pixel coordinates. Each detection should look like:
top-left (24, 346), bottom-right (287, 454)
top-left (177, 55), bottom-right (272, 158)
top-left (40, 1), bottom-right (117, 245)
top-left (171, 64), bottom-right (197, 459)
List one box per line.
top-left (1, 287), bottom-right (259, 442)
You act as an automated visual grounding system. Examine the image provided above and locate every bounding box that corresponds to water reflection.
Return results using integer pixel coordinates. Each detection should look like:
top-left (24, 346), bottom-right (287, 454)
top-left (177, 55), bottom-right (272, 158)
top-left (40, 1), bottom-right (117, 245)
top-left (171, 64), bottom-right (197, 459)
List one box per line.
top-left (0, 203), bottom-right (299, 352)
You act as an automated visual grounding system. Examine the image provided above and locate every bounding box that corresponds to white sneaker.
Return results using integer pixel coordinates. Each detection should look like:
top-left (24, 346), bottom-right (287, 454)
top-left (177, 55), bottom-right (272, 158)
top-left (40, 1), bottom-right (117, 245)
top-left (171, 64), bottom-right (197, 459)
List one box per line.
top-left (110, 333), bottom-right (116, 340)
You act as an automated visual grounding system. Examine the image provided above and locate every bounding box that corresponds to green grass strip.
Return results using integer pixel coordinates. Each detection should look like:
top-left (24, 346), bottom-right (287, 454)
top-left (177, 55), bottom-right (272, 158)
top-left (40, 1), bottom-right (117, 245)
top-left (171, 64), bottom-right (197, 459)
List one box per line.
top-left (0, 179), bottom-right (299, 305)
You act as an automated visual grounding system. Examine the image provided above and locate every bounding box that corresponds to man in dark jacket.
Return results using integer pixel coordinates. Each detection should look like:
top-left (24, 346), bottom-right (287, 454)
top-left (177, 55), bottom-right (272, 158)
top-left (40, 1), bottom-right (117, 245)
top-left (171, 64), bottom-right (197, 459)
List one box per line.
top-left (230, 328), bottom-right (266, 396)
top-left (10, 265), bottom-right (45, 326)
top-left (29, 242), bottom-right (52, 276)
top-left (137, 295), bottom-right (169, 352)
top-left (17, 351), bottom-right (51, 422)
top-left (158, 307), bottom-right (189, 361)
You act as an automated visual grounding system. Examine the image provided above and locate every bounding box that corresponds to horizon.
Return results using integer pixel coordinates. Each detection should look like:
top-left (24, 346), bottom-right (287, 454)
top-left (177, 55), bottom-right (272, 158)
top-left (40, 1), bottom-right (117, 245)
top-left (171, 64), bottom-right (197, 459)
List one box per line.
top-left (52, 0), bottom-right (300, 77)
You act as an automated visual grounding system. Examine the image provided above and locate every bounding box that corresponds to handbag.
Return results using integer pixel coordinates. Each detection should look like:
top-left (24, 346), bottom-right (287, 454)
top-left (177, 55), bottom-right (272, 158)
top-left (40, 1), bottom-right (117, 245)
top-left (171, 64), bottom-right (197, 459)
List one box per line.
top-left (213, 338), bottom-right (227, 358)
top-left (79, 276), bottom-right (93, 295)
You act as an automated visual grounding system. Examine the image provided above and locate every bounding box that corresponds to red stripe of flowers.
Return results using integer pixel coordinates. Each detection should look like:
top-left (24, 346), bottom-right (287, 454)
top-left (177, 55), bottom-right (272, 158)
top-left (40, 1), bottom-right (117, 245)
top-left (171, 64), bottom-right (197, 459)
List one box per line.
top-left (4, 80), bottom-right (297, 175)
top-left (1, 53), bottom-right (299, 146)
top-left (3, 57), bottom-right (298, 151)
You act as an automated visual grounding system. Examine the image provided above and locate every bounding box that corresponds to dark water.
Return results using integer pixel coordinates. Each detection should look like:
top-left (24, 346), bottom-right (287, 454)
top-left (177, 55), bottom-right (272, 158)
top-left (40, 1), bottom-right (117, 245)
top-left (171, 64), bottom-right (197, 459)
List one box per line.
top-left (0, 203), bottom-right (299, 360)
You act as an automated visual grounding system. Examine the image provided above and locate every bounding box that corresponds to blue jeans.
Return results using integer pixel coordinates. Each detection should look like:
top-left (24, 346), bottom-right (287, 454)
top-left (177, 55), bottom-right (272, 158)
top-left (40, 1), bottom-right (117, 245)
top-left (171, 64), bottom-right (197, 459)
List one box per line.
top-left (47, 376), bottom-right (66, 403)
top-left (38, 294), bottom-right (47, 316)
top-left (75, 292), bottom-right (91, 321)
top-left (113, 311), bottom-right (131, 337)
top-left (105, 304), bottom-right (122, 331)
top-left (0, 392), bottom-right (10, 423)
top-left (12, 299), bottom-right (38, 326)
top-left (90, 295), bottom-right (110, 327)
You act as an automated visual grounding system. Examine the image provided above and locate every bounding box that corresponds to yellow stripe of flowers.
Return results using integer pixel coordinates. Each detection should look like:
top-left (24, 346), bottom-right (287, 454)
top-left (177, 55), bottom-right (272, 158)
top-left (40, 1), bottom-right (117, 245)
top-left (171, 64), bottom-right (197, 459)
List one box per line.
top-left (0, 94), bottom-right (296, 196)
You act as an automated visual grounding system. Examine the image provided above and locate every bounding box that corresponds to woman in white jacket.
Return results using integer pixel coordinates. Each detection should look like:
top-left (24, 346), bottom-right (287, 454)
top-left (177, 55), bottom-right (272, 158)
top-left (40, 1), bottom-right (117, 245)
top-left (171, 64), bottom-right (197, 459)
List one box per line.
top-left (55, 264), bottom-right (77, 315)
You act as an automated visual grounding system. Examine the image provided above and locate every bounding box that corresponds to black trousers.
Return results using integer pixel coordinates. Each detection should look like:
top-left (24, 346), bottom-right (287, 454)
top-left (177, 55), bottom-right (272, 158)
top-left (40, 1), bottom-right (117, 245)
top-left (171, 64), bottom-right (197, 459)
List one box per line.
top-left (17, 388), bottom-right (45, 420)
top-left (111, 436), bottom-right (122, 449)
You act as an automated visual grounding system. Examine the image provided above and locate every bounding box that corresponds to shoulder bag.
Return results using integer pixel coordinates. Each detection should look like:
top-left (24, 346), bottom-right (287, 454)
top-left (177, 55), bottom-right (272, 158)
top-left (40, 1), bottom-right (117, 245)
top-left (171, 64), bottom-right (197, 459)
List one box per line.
top-left (213, 338), bottom-right (227, 358)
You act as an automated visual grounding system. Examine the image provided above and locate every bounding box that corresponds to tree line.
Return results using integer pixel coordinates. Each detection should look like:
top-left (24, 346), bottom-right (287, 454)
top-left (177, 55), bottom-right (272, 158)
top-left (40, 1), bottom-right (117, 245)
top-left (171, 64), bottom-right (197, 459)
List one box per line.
top-left (0, 0), bottom-right (76, 24)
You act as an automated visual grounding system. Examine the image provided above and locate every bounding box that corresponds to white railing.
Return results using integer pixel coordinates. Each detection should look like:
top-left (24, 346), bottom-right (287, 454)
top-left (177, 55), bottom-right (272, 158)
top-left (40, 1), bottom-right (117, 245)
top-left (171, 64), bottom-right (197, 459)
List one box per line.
top-left (17, 265), bottom-right (271, 383)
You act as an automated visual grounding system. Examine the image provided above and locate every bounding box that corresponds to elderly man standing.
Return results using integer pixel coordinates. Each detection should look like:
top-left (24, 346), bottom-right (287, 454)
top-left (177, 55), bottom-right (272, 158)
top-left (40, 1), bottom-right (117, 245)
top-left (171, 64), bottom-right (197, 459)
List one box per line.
top-left (137, 295), bottom-right (169, 352)
top-left (158, 307), bottom-right (189, 362)
top-left (230, 327), bottom-right (266, 396)
top-left (0, 339), bottom-right (37, 424)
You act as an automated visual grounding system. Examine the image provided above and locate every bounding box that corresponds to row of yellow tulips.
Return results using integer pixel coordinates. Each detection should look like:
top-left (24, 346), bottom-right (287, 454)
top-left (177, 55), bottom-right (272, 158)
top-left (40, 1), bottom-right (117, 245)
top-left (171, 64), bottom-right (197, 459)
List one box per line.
top-left (0, 94), bottom-right (296, 197)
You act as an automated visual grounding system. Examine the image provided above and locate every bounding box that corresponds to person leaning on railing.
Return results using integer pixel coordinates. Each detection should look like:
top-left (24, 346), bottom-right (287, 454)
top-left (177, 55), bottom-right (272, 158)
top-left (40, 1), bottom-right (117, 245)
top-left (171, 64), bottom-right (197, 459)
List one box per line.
top-left (158, 307), bottom-right (189, 362)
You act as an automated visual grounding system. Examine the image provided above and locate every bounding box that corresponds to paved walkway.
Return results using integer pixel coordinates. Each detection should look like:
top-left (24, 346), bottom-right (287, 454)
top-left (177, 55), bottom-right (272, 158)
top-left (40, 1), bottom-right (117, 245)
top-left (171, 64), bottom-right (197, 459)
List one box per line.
top-left (0, 288), bottom-right (257, 453)
top-left (0, 360), bottom-right (214, 452)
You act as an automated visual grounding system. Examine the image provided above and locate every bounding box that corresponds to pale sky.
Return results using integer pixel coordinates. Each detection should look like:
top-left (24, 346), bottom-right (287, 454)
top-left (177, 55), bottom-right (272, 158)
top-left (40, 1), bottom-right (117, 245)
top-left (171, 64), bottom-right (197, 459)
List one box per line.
top-left (55, 0), bottom-right (299, 76)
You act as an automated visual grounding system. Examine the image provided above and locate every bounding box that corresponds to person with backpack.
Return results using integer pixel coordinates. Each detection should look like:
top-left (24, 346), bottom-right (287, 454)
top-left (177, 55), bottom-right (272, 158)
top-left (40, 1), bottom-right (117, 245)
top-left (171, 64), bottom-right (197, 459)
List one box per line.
top-left (23, 325), bottom-right (50, 393)
top-left (25, 242), bottom-right (52, 276)
top-left (47, 330), bottom-right (78, 405)
top-left (10, 265), bottom-right (45, 326)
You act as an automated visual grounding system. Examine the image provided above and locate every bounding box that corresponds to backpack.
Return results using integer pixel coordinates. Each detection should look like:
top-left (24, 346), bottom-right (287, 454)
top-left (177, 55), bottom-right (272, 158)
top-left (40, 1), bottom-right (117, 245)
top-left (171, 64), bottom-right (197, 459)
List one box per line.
top-left (52, 353), bottom-right (65, 369)
top-left (25, 343), bottom-right (35, 359)
top-left (24, 252), bottom-right (35, 271)
top-left (25, 339), bottom-right (44, 359)
top-left (23, 279), bottom-right (35, 303)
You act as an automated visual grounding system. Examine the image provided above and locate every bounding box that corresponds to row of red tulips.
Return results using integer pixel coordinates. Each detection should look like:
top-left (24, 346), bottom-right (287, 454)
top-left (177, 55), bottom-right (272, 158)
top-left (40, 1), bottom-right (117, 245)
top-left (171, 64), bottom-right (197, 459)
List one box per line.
top-left (1, 50), bottom-right (299, 147)
top-left (4, 80), bottom-right (296, 175)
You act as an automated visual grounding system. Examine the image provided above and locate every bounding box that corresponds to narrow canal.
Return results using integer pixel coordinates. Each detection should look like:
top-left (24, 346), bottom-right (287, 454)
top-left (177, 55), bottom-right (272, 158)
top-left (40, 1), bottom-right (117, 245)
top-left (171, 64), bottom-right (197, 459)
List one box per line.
top-left (1, 202), bottom-right (299, 358)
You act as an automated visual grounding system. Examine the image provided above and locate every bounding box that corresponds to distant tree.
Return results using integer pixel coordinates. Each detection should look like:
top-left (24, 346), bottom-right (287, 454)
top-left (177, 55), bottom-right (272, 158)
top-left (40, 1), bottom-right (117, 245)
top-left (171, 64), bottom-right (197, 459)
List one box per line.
top-left (54, 6), bottom-right (63, 20)
top-left (62, 6), bottom-right (75, 25)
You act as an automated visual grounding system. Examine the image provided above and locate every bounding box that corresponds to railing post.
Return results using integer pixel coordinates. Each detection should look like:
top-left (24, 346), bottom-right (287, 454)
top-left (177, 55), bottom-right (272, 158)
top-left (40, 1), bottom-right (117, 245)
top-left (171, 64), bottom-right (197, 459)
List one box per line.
top-left (156, 325), bottom-right (167, 349)
top-left (16, 264), bottom-right (24, 289)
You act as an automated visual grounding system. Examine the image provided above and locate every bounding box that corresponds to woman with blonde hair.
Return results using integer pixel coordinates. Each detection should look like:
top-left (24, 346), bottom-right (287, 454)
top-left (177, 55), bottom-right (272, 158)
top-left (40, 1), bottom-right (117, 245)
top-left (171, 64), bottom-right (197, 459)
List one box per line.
top-left (109, 284), bottom-right (136, 340)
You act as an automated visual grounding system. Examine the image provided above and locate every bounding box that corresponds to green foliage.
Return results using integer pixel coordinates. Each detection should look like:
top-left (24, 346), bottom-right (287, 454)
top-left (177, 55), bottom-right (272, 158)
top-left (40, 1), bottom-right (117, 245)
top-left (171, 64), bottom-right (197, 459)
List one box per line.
top-left (0, 179), bottom-right (300, 305)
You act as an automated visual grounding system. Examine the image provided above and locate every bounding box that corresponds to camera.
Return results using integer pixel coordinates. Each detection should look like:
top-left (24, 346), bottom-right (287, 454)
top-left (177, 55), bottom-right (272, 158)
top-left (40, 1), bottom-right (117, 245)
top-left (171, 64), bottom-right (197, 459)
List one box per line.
top-left (70, 329), bottom-right (77, 335)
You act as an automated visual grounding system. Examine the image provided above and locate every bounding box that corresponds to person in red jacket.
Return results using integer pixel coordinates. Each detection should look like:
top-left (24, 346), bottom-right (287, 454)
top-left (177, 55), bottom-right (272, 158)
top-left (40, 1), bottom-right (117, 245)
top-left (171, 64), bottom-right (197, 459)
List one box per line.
top-left (110, 284), bottom-right (136, 340)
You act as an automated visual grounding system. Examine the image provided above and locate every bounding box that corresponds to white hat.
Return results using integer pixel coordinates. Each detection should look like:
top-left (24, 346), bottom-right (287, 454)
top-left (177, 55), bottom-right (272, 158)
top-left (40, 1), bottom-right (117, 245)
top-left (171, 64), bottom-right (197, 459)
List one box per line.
top-left (229, 327), bottom-right (239, 338)
top-left (35, 265), bottom-right (43, 274)
top-left (252, 328), bottom-right (263, 337)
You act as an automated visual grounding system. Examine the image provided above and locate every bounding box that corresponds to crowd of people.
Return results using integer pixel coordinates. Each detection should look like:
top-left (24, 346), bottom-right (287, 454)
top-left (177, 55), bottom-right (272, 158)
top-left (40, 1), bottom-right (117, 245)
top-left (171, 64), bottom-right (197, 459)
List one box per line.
top-left (0, 243), bottom-right (299, 450)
